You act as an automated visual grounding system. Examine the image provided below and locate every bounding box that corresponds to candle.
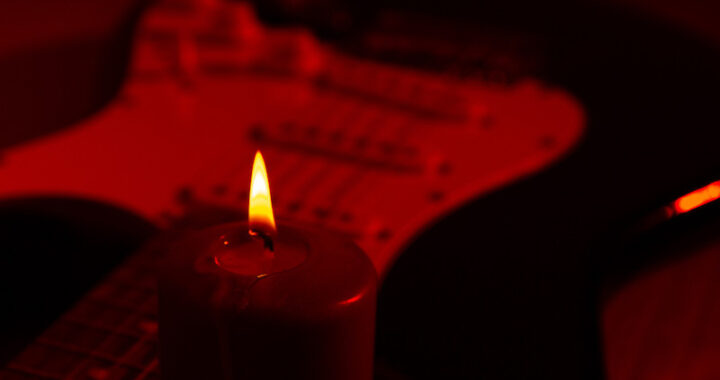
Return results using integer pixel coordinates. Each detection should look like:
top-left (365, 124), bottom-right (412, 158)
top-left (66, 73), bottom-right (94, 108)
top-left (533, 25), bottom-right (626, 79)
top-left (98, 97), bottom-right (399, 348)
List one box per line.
top-left (158, 151), bottom-right (377, 380)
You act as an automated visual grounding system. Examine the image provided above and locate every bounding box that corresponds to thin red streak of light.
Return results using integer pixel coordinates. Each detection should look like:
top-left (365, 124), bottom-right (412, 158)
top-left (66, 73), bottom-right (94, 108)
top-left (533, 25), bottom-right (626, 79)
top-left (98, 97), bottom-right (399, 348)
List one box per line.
top-left (338, 293), bottom-right (363, 306)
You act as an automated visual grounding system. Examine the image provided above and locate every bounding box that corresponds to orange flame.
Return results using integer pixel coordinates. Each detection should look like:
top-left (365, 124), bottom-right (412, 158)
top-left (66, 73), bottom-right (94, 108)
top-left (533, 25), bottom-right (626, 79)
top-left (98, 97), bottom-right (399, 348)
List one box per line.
top-left (249, 150), bottom-right (276, 236)
top-left (674, 181), bottom-right (720, 214)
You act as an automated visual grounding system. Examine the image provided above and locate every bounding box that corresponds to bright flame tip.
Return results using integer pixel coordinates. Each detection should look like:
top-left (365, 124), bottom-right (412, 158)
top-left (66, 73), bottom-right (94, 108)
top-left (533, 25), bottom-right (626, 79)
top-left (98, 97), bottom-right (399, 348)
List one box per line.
top-left (249, 150), bottom-right (276, 236)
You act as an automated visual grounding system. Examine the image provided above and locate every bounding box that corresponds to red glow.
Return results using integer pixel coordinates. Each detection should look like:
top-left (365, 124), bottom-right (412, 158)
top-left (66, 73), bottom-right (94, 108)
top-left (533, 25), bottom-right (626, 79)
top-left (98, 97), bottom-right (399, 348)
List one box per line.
top-left (673, 181), bottom-right (720, 214)
top-left (338, 293), bottom-right (363, 305)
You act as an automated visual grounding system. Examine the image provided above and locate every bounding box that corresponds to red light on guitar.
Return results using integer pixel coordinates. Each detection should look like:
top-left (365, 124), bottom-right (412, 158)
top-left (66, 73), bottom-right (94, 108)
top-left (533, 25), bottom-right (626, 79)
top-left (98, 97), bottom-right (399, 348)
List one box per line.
top-left (249, 150), bottom-right (276, 237)
top-left (673, 181), bottom-right (720, 214)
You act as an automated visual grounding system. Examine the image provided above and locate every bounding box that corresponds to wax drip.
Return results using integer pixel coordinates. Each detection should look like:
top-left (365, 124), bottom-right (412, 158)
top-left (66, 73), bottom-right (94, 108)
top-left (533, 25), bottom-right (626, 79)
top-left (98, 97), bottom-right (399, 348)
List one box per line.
top-left (212, 274), bottom-right (264, 379)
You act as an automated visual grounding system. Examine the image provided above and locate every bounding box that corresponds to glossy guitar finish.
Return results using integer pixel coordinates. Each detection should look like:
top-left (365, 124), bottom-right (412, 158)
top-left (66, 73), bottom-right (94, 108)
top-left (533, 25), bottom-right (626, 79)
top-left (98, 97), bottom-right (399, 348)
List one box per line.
top-left (0, 1), bottom-right (584, 277)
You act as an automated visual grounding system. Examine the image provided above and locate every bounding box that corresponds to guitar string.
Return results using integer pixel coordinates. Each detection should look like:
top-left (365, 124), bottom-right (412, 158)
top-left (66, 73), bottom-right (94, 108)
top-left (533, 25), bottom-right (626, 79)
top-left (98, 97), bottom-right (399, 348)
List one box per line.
top-left (146, 15), bottom-right (389, 220)
top-left (279, 97), bottom-right (363, 201)
top-left (216, 90), bottom-right (334, 202)
top-left (186, 59), bottom-right (392, 215)
top-left (241, 93), bottom-right (331, 199)
top-left (265, 94), bottom-right (346, 203)
top-left (58, 262), bottom-right (157, 380)
top-left (272, 59), bottom-right (442, 216)
top-left (320, 40), bottom-right (485, 235)
top-left (285, 96), bottom-right (374, 219)
top-left (9, 7), bottom-right (484, 380)
top-left (138, 3), bottom-right (410, 219)
top-left (179, 70), bottom-right (331, 203)
top-left (141, 5), bottom-right (474, 236)
top-left (264, 97), bottom-right (332, 212)
top-left (263, 59), bottom-right (454, 232)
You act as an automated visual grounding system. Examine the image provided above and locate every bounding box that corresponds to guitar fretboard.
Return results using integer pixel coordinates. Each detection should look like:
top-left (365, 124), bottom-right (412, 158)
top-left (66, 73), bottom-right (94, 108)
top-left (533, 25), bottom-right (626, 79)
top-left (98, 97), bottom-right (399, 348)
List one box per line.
top-left (6, 224), bottom-right (720, 380)
top-left (1, 253), bottom-right (159, 380)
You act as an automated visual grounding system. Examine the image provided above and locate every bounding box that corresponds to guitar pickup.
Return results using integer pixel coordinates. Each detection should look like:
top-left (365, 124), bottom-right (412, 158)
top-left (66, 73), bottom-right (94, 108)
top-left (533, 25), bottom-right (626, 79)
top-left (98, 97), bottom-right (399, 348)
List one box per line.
top-left (248, 124), bottom-right (423, 174)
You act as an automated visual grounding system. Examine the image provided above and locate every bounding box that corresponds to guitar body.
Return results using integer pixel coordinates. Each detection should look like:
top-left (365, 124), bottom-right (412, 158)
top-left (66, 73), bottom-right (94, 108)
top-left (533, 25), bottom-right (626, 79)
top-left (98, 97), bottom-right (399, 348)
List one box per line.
top-left (0, 1), bottom-right (584, 275)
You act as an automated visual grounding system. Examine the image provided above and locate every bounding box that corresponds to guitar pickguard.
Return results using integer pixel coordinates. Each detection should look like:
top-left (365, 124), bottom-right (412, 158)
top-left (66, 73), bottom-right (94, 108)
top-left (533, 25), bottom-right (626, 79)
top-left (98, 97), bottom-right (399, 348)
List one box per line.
top-left (0, 0), bottom-right (584, 276)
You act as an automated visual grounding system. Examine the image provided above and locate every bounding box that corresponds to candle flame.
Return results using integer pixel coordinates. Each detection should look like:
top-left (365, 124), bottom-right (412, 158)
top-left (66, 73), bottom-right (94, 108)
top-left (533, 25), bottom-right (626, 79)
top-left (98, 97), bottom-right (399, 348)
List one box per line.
top-left (249, 150), bottom-right (276, 236)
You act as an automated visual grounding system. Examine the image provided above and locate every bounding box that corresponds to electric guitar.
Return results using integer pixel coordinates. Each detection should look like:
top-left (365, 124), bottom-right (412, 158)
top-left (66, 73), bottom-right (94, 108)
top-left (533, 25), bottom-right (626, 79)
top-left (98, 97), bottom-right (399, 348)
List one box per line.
top-left (0, 1), bottom-right (585, 378)
top-left (0, 0), bottom-right (583, 276)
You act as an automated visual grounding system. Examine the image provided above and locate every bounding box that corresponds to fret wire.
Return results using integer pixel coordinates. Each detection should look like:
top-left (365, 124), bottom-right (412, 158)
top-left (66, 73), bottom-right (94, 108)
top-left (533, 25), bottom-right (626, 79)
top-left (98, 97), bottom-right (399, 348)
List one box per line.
top-left (6, 363), bottom-right (64, 379)
top-left (36, 338), bottom-right (144, 370)
top-left (134, 359), bottom-right (159, 380)
top-left (103, 325), bottom-right (157, 378)
top-left (84, 295), bottom-right (156, 315)
top-left (60, 316), bottom-right (145, 339)
top-left (61, 279), bottom-right (158, 380)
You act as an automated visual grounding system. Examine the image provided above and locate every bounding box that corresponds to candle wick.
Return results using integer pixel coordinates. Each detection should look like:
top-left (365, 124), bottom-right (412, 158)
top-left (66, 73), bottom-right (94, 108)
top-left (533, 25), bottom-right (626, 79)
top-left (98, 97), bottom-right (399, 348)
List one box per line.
top-left (262, 235), bottom-right (274, 252)
top-left (250, 229), bottom-right (275, 252)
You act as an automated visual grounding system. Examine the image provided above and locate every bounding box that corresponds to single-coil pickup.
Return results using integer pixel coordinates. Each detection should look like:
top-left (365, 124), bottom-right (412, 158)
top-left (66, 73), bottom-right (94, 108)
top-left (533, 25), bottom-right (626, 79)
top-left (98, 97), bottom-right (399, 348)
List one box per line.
top-left (249, 124), bottom-right (423, 174)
